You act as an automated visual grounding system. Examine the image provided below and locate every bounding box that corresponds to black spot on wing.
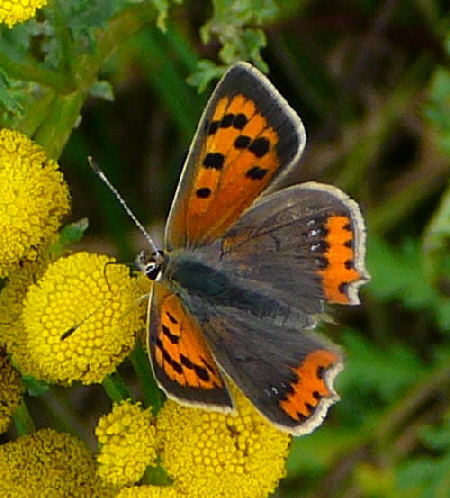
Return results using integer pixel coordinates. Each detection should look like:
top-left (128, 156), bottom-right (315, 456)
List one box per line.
top-left (162, 324), bottom-right (180, 345)
top-left (249, 137), bottom-right (270, 158)
top-left (316, 366), bottom-right (325, 380)
top-left (203, 152), bottom-right (225, 170)
top-left (246, 166), bottom-right (268, 181)
top-left (194, 365), bottom-right (210, 381)
top-left (166, 312), bottom-right (178, 324)
top-left (196, 188), bottom-right (212, 199)
top-left (220, 114), bottom-right (234, 128)
top-left (344, 260), bottom-right (354, 270)
top-left (208, 120), bottom-right (220, 135)
top-left (234, 113), bottom-right (248, 129)
top-left (180, 353), bottom-right (193, 369)
top-left (339, 281), bottom-right (349, 295)
top-left (234, 135), bottom-right (251, 149)
top-left (180, 354), bottom-right (211, 382)
top-left (156, 338), bottom-right (183, 374)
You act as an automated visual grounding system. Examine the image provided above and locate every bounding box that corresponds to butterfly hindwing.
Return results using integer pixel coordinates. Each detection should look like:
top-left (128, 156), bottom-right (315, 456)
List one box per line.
top-left (165, 62), bottom-right (306, 251)
top-left (192, 300), bottom-right (343, 435)
top-left (147, 281), bottom-right (232, 410)
top-left (204, 182), bottom-right (369, 307)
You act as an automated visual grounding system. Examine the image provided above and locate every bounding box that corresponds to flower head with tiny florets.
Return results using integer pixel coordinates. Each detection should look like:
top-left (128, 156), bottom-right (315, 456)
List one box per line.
top-left (0, 0), bottom-right (48, 27)
top-left (0, 348), bottom-right (23, 433)
top-left (157, 383), bottom-right (291, 498)
top-left (0, 250), bottom-right (52, 349)
top-left (13, 252), bottom-right (148, 384)
top-left (96, 399), bottom-right (158, 488)
top-left (0, 129), bottom-right (70, 277)
top-left (0, 428), bottom-right (115, 497)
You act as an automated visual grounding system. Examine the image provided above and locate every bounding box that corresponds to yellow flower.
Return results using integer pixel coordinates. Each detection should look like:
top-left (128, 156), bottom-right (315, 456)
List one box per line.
top-left (0, 349), bottom-right (23, 433)
top-left (0, 428), bottom-right (115, 497)
top-left (115, 485), bottom-right (182, 497)
top-left (0, 129), bottom-right (70, 277)
top-left (13, 252), bottom-right (147, 384)
top-left (157, 384), bottom-right (291, 498)
top-left (0, 0), bottom-right (48, 27)
top-left (96, 399), bottom-right (157, 487)
top-left (0, 251), bottom-right (51, 348)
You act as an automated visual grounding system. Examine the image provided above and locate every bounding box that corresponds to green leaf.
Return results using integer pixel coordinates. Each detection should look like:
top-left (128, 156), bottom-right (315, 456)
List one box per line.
top-left (48, 218), bottom-right (89, 256)
top-left (187, 60), bottom-right (226, 92)
top-left (0, 70), bottom-right (23, 114)
top-left (397, 456), bottom-right (450, 498)
top-left (89, 80), bottom-right (115, 101)
top-left (367, 236), bottom-right (433, 307)
top-left (339, 330), bottom-right (424, 406)
top-left (23, 376), bottom-right (51, 396)
top-left (421, 415), bottom-right (450, 452)
top-left (200, 0), bottom-right (279, 67)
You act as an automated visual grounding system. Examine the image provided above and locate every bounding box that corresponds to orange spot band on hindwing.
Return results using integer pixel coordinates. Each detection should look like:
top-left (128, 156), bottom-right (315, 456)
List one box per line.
top-left (279, 350), bottom-right (338, 422)
top-left (319, 216), bottom-right (361, 304)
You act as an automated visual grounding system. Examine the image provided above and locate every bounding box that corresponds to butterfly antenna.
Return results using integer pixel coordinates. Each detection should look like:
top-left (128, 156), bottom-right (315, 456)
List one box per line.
top-left (88, 157), bottom-right (159, 254)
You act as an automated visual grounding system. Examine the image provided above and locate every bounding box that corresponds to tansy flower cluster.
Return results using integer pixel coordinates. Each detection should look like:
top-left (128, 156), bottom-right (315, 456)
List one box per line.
top-left (0, 349), bottom-right (23, 433)
top-left (96, 400), bottom-right (157, 487)
top-left (0, 428), bottom-right (115, 497)
top-left (0, 129), bottom-right (71, 433)
top-left (0, 128), bottom-right (70, 277)
top-left (115, 485), bottom-right (181, 497)
top-left (156, 384), bottom-right (291, 498)
top-left (0, 0), bottom-right (48, 27)
top-left (12, 252), bottom-right (147, 384)
top-left (0, 130), bottom-right (147, 427)
top-left (95, 386), bottom-right (290, 498)
top-left (0, 251), bottom-right (51, 348)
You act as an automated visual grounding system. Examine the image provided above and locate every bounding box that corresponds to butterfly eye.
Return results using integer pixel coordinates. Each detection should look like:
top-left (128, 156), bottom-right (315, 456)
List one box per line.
top-left (136, 250), bottom-right (166, 281)
top-left (144, 262), bottom-right (161, 280)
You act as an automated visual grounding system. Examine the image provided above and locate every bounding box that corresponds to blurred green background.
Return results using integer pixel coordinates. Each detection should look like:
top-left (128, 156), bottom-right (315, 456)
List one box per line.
top-left (2, 1), bottom-right (450, 497)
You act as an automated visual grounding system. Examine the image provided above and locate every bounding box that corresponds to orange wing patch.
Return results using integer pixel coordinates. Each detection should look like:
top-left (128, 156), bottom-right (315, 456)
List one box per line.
top-left (152, 286), bottom-right (224, 390)
top-left (148, 283), bottom-right (232, 409)
top-left (165, 63), bottom-right (306, 251)
top-left (279, 350), bottom-right (339, 422)
top-left (318, 216), bottom-right (362, 304)
top-left (182, 94), bottom-right (280, 244)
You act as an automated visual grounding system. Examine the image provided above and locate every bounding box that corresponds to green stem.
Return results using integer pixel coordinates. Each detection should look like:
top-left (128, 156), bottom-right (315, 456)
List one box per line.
top-left (15, 4), bottom-right (158, 159)
top-left (130, 343), bottom-right (163, 414)
top-left (52, 0), bottom-right (75, 80)
top-left (33, 91), bottom-right (84, 159)
top-left (13, 400), bottom-right (36, 436)
top-left (0, 52), bottom-right (74, 94)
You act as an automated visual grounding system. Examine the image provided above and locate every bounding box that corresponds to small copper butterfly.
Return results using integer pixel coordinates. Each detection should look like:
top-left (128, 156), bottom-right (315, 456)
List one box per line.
top-left (137, 62), bottom-right (369, 435)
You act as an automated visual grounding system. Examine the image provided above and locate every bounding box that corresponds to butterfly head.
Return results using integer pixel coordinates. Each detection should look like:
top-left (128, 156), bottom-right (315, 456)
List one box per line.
top-left (136, 249), bottom-right (167, 281)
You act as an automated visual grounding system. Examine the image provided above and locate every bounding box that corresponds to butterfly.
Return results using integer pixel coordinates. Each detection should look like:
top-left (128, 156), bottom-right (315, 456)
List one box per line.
top-left (138, 62), bottom-right (369, 435)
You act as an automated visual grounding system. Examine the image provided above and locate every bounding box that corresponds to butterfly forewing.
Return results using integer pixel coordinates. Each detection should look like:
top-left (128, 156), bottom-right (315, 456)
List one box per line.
top-left (165, 62), bottom-right (306, 251)
top-left (148, 282), bottom-right (233, 409)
